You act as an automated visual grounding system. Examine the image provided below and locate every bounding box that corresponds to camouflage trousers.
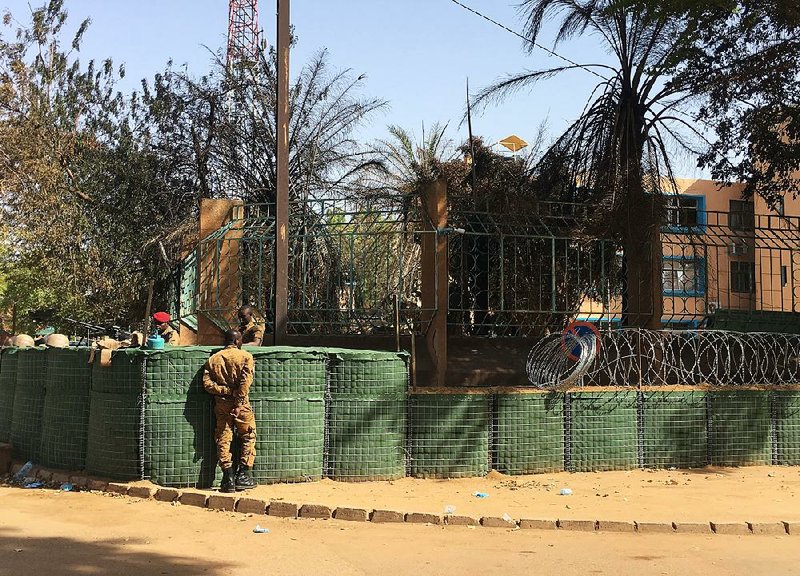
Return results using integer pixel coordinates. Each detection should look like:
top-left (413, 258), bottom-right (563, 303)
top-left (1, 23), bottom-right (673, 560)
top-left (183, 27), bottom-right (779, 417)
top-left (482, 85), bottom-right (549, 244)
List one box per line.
top-left (213, 398), bottom-right (257, 469)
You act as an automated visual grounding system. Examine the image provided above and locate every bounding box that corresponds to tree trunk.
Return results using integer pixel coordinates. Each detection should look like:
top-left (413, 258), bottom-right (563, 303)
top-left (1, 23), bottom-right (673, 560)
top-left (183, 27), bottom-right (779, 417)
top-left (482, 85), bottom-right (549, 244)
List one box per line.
top-left (621, 191), bottom-right (664, 330)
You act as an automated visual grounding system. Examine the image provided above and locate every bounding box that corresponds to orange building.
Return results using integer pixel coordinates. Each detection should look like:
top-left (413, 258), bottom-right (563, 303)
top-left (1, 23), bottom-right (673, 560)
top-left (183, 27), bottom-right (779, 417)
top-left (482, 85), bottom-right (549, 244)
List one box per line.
top-left (578, 178), bottom-right (800, 328)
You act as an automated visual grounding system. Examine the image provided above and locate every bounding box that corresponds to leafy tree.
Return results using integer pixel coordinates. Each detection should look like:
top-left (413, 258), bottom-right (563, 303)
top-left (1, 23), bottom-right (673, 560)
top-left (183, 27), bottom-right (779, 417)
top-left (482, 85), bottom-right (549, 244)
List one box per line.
top-left (0, 1), bottom-right (206, 329)
top-left (613, 0), bottom-right (800, 205)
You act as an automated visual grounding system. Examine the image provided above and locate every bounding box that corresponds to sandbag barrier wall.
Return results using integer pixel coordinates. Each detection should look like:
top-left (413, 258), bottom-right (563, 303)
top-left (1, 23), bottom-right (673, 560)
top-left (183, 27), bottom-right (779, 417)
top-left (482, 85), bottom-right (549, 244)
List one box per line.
top-left (2, 346), bottom-right (800, 485)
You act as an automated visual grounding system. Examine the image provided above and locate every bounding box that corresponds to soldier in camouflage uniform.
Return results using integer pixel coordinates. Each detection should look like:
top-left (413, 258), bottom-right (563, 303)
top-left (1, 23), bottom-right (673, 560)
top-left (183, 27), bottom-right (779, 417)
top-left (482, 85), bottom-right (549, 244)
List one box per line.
top-left (202, 329), bottom-right (257, 492)
top-left (237, 305), bottom-right (265, 346)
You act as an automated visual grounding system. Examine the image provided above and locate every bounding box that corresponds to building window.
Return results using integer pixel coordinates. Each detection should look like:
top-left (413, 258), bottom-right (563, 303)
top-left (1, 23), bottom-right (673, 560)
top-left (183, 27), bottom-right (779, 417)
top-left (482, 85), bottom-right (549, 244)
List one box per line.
top-left (665, 195), bottom-right (705, 232)
top-left (730, 261), bottom-right (756, 294)
top-left (776, 198), bottom-right (785, 216)
top-left (781, 265), bottom-right (788, 287)
top-left (729, 200), bottom-right (755, 230)
top-left (663, 257), bottom-right (705, 296)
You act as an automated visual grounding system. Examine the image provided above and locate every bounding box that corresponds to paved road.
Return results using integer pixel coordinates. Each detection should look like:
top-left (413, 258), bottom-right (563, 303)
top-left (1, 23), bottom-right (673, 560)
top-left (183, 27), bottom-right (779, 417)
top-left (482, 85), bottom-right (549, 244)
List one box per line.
top-left (1, 487), bottom-right (798, 576)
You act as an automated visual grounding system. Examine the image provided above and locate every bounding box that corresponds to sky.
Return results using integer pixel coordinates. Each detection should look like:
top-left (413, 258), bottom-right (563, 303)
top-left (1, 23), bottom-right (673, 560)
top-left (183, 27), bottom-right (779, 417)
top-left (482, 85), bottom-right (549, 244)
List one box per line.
top-left (0, 0), bottom-right (706, 177)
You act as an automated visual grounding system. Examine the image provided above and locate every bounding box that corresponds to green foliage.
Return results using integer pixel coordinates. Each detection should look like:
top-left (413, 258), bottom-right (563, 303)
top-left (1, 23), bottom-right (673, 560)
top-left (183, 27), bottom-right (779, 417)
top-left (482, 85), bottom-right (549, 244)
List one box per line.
top-left (610, 0), bottom-right (800, 203)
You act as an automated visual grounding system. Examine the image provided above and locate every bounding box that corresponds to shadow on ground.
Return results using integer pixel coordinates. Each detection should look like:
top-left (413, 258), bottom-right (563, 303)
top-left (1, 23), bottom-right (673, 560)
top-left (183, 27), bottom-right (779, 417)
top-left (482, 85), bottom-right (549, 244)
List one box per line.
top-left (0, 527), bottom-right (234, 576)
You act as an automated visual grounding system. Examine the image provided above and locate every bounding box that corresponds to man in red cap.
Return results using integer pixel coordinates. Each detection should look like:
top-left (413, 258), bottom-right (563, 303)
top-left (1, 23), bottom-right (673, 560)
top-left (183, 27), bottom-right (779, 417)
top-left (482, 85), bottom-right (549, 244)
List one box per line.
top-left (152, 311), bottom-right (180, 346)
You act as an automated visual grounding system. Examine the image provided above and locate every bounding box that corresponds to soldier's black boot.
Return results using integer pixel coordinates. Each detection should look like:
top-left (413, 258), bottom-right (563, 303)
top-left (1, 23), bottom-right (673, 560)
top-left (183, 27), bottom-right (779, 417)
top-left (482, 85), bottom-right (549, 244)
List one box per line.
top-left (234, 466), bottom-right (257, 491)
top-left (220, 468), bottom-right (236, 493)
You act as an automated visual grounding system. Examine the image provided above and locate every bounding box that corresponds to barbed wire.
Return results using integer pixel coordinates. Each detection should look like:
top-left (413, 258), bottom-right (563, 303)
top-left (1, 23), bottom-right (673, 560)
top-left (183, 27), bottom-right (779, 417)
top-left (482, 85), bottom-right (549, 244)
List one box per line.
top-left (527, 329), bottom-right (800, 388)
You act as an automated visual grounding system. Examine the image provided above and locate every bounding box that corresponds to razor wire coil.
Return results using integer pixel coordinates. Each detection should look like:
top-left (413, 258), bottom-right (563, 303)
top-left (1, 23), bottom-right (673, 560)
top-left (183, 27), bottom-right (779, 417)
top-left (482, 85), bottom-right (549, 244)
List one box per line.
top-left (527, 329), bottom-right (800, 388)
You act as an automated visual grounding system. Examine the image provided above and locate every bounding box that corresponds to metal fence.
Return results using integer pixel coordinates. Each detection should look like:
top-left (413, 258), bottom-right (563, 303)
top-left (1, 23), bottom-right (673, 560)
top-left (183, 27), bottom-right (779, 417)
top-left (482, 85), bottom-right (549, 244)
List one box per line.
top-left (179, 198), bottom-right (800, 340)
top-left (189, 197), bottom-right (435, 336)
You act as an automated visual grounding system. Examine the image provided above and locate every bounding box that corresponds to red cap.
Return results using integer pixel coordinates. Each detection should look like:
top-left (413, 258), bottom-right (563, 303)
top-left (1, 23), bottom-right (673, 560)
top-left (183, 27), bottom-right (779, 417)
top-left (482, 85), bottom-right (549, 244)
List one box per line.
top-left (152, 312), bottom-right (171, 324)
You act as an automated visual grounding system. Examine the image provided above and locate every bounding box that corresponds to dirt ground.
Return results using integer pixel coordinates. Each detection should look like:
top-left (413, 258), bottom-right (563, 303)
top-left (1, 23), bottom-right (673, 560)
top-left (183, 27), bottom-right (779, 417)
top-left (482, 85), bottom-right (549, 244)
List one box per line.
top-left (230, 466), bottom-right (800, 523)
top-left (1, 485), bottom-right (799, 576)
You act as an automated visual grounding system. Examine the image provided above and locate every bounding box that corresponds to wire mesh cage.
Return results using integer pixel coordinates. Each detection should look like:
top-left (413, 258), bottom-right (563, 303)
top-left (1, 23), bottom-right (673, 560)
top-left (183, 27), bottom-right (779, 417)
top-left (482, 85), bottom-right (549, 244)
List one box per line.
top-left (39, 347), bottom-right (92, 470)
top-left (708, 390), bottom-right (772, 466)
top-left (10, 348), bottom-right (48, 461)
top-left (409, 393), bottom-right (490, 479)
top-left (493, 391), bottom-right (564, 474)
top-left (640, 390), bottom-right (708, 468)
top-left (0, 347), bottom-right (19, 443)
top-left (86, 349), bottom-right (145, 480)
top-left (248, 348), bottom-right (327, 483)
top-left (325, 349), bottom-right (408, 481)
top-left (141, 348), bottom-right (219, 488)
top-left (774, 390), bottom-right (800, 465)
top-left (567, 391), bottom-right (639, 472)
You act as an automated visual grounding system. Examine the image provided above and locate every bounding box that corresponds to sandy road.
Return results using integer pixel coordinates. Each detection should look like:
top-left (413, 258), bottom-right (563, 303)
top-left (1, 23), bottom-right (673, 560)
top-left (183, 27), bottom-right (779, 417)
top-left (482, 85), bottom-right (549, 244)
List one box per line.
top-left (1, 486), bottom-right (799, 576)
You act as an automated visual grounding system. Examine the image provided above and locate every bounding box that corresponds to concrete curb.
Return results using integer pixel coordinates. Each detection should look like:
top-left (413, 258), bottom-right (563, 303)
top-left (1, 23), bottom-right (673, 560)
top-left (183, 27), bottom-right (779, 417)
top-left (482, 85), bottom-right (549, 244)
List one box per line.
top-left (4, 465), bottom-right (797, 536)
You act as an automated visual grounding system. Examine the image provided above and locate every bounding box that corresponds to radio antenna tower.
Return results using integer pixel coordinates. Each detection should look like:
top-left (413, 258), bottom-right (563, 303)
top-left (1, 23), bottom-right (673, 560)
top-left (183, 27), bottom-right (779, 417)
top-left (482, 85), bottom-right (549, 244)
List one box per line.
top-left (224, 1), bottom-right (264, 200)
top-left (227, 0), bottom-right (261, 72)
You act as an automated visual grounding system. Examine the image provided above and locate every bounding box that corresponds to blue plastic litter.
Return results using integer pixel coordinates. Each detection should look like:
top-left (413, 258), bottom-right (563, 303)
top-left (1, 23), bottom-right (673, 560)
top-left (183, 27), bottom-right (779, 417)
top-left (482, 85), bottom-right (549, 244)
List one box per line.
top-left (60, 482), bottom-right (74, 492)
top-left (14, 461), bottom-right (33, 482)
top-left (559, 488), bottom-right (573, 496)
top-left (23, 481), bottom-right (44, 489)
top-left (252, 525), bottom-right (269, 534)
top-left (472, 492), bottom-right (489, 498)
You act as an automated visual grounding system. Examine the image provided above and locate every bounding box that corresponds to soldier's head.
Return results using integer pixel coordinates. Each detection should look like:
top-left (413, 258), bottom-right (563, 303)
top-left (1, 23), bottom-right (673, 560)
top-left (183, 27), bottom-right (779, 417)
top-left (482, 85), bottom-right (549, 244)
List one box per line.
top-left (224, 329), bottom-right (242, 348)
top-left (237, 305), bottom-right (253, 324)
top-left (152, 311), bottom-right (171, 330)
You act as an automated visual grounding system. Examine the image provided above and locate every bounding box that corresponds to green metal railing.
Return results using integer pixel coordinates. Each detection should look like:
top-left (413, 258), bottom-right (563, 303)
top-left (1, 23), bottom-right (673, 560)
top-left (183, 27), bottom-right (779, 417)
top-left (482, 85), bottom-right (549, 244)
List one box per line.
top-left (176, 199), bottom-right (800, 338)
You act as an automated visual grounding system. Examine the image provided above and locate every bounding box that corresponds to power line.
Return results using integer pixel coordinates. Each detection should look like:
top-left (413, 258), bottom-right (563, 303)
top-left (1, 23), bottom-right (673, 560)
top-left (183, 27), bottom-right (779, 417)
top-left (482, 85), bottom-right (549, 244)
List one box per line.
top-left (448, 0), bottom-right (608, 81)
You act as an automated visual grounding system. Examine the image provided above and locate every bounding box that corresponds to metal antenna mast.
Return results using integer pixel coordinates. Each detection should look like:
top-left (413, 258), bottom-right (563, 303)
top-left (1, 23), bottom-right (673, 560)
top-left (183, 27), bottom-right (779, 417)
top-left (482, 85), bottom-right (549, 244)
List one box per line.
top-left (224, 1), bottom-right (263, 200)
top-left (227, 0), bottom-right (261, 72)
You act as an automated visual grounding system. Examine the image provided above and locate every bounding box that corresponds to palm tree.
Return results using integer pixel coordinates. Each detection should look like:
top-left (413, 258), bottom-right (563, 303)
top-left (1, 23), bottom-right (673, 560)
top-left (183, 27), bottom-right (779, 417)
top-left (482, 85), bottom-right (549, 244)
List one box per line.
top-left (474, 0), bottom-right (701, 328)
top-left (367, 123), bottom-right (455, 216)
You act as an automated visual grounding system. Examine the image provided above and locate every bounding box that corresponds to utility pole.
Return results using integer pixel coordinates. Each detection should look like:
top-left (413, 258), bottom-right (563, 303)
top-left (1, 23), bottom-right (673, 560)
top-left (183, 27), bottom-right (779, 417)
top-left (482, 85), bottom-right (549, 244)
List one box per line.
top-left (274, 0), bottom-right (290, 344)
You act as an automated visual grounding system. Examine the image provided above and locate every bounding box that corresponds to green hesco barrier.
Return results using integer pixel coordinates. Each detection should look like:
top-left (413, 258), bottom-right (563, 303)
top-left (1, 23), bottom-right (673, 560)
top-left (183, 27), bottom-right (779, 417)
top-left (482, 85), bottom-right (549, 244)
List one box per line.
top-left (245, 348), bottom-right (327, 483)
top-left (410, 394), bottom-right (490, 479)
top-left (251, 347), bottom-right (327, 395)
top-left (641, 391), bottom-right (708, 468)
top-left (326, 350), bottom-right (409, 481)
top-left (87, 349), bottom-right (146, 480)
top-left (709, 390), bottom-right (771, 466)
top-left (142, 348), bottom-right (217, 488)
top-left (0, 348), bottom-right (19, 443)
top-left (494, 392), bottom-right (564, 474)
top-left (86, 389), bottom-right (141, 480)
top-left (10, 348), bottom-right (48, 461)
top-left (569, 391), bottom-right (638, 472)
top-left (774, 391), bottom-right (800, 465)
top-left (87, 347), bottom-right (217, 484)
top-left (143, 392), bottom-right (219, 488)
top-left (250, 393), bottom-right (325, 483)
top-left (39, 348), bottom-right (92, 470)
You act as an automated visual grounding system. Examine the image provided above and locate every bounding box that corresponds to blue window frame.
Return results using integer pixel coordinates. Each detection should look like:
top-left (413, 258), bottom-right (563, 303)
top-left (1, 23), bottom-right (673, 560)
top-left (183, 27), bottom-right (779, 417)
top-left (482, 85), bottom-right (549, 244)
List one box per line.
top-left (662, 255), bottom-right (706, 296)
top-left (664, 194), bottom-right (706, 234)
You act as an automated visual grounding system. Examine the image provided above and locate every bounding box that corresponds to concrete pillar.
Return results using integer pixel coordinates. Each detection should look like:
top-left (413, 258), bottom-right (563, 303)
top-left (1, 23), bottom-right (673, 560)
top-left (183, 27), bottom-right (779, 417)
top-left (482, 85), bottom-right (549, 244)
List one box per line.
top-left (197, 198), bottom-right (243, 345)
top-left (421, 179), bottom-right (449, 386)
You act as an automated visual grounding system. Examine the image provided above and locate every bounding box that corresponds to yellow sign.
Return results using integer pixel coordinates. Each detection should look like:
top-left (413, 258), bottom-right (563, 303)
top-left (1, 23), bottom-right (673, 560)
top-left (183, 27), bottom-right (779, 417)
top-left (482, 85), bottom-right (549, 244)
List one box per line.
top-left (499, 135), bottom-right (528, 153)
